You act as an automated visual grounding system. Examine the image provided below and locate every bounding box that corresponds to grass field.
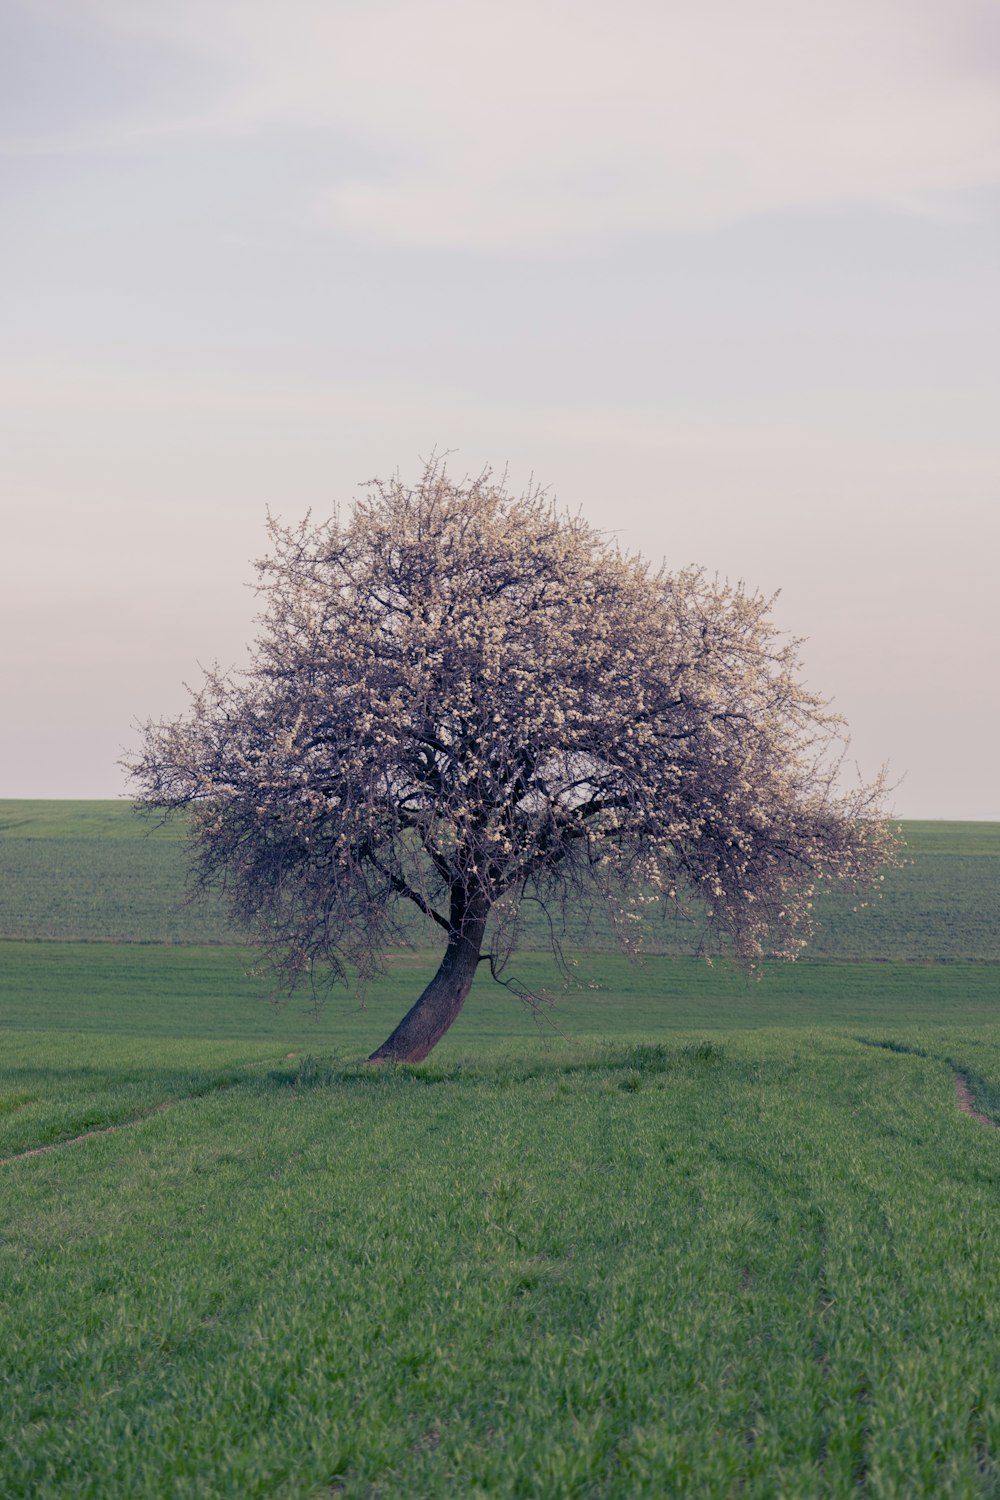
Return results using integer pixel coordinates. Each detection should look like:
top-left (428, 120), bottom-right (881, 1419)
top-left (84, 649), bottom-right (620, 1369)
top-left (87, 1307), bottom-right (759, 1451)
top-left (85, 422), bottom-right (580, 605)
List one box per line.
top-left (2, 804), bottom-right (1000, 1496)
top-left (3, 801), bottom-right (1000, 960)
top-left (4, 1020), bottom-right (1000, 1497)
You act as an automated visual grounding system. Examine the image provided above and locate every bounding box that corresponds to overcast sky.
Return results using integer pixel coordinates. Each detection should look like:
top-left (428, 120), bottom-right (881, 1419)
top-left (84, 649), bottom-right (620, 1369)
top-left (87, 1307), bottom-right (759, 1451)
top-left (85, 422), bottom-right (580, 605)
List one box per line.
top-left (2, 0), bottom-right (998, 816)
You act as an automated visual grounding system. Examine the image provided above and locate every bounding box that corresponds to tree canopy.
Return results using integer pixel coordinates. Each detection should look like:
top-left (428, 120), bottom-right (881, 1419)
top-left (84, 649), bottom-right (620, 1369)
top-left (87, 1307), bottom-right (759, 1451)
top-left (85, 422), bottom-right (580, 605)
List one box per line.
top-left (128, 461), bottom-right (897, 1061)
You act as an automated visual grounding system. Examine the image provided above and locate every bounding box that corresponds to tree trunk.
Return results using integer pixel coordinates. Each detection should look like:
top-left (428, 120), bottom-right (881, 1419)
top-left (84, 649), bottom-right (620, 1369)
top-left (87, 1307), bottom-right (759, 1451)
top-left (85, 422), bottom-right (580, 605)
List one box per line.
top-left (368, 891), bottom-right (490, 1064)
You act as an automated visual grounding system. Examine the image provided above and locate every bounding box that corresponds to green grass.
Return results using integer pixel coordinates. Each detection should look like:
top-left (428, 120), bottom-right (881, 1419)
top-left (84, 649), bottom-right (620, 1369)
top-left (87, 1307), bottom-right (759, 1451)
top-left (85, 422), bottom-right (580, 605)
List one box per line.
top-left (3, 804), bottom-right (1000, 1494)
top-left (0, 799), bottom-right (185, 839)
top-left (4, 1025), bottom-right (1000, 1496)
top-left (895, 821), bottom-right (1000, 854)
top-left (3, 802), bottom-right (1000, 960)
top-left (2, 942), bottom-right (998, 1044)
top-left (0, 837), bottom-right (239, 943)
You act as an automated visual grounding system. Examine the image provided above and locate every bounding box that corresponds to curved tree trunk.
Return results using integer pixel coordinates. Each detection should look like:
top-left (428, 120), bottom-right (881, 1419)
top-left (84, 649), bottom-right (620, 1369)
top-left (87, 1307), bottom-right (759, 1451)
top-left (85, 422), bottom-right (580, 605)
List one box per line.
top-left (368, 891), bottom-right (490, 1063)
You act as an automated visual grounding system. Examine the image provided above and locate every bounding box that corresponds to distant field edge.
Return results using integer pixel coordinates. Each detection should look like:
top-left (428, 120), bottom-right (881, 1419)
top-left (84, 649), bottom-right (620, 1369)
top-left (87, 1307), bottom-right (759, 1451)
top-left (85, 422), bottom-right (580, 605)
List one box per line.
top-left (2, 934), bottom-right (999, 967)
top-left (2, 799), bottom-right (999, 850)
top-left (0, 799), bottom-right (184, 839)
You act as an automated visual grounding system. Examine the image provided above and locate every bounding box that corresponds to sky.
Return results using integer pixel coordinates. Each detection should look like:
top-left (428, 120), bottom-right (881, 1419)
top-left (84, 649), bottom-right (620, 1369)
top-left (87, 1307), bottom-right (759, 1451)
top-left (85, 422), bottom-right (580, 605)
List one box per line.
top-left (1, 0), bottom-right (998, 816)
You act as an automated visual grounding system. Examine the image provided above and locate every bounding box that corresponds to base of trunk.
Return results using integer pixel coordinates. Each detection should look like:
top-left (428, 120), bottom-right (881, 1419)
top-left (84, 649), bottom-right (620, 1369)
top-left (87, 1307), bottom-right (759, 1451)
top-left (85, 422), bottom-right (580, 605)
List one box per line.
top-left (368, 906), bottom-right (488, 1064)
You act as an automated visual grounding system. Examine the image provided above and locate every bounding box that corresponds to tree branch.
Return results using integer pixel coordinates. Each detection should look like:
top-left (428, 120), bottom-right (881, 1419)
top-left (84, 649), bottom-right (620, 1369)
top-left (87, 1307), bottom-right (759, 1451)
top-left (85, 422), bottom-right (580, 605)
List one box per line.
top-left (362, 848), bottom-right (450, 933)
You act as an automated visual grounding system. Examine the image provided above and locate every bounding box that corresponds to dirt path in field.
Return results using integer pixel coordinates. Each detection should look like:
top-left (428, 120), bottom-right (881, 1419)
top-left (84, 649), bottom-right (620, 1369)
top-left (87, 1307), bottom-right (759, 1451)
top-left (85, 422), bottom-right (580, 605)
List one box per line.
top-left (0, 1100), bottom-right (177, 1167)
top-left (854, 1040), bottom-right (999, 1132)
top-left (0, 1054), bottom-right (302, 1168)
top-left (954, 1073), bottom-right (999, 1129)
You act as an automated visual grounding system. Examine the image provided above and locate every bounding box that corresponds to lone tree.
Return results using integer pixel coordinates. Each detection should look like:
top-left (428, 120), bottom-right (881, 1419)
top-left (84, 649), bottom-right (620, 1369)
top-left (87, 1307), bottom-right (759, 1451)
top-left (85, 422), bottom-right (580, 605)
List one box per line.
top-left (128, 461), bottom-right (896, 1062)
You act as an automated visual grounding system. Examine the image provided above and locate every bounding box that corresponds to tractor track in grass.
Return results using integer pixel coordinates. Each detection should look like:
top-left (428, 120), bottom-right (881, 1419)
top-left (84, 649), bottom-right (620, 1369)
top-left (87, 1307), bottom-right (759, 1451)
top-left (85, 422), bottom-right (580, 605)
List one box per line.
top-left (954, 1072), bottom-right (1000, 1129)
top-left (0, 1099), bottom-right (178, 1166)
top-left (852, 1037), bottom-right (1000, 1131)
top-left (4, 1049), bottom-right (997, 1167)
top-left (0, 1053), bottom-right (302, 1167)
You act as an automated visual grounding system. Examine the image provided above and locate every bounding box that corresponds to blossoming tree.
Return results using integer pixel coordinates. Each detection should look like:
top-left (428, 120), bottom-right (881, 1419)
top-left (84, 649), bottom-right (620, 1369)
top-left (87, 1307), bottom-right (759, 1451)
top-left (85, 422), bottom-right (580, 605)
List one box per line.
top-left (128, 461), bottom-right (896, 1062)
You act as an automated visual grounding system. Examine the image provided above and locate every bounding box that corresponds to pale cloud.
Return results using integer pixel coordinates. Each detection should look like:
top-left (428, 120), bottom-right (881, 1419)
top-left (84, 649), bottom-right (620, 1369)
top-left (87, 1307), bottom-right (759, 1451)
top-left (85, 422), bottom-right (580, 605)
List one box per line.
top-left (7, 0), bottom-right (1000, 247)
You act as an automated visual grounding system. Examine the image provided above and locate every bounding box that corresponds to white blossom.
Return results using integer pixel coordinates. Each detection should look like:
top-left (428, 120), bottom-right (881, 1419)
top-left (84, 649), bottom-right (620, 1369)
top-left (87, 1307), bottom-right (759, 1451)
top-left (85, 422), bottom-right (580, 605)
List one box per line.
top-left (127, 459), bottom-right (898, 1060)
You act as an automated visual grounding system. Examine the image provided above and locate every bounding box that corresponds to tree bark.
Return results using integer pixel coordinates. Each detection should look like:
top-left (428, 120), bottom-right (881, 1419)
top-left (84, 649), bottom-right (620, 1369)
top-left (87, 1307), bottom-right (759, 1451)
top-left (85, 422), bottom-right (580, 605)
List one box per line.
top-left (368, 890), bottom-right (490, 1063)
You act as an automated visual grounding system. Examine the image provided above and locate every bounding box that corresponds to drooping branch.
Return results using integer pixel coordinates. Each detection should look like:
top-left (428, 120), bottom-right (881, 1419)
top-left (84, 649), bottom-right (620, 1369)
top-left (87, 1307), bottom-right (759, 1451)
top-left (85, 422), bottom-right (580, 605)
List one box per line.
top-left (360, 846), bottom-right (451, 934)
